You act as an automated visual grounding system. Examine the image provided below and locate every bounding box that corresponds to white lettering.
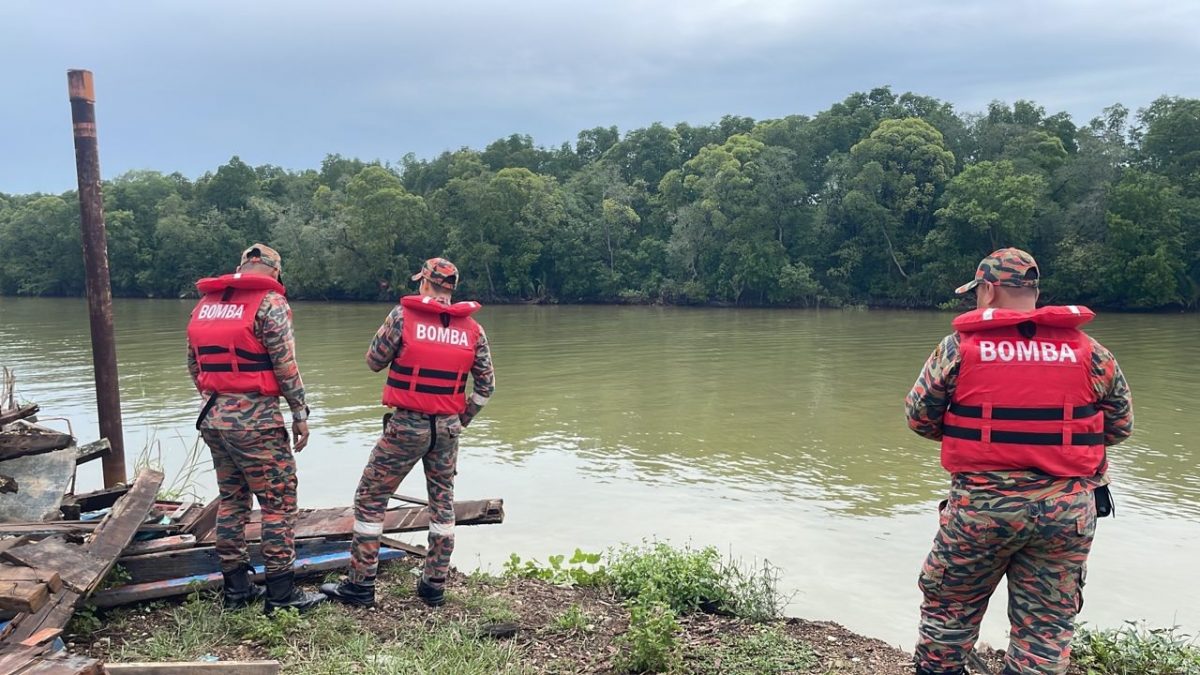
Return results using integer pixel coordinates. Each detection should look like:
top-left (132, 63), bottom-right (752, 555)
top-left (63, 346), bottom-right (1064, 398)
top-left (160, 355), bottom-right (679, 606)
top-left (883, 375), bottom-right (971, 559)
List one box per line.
top-left (979, 340), bottom-right (1078, 364)
top-left (1016, 341), bottom-right (1037, 361)
top-left (979, 340), bottom-right (997, 362)
top-left (415, 322), bottom-right (468, 346)
top-left (1041, 342), bottom-right (1059, 361)
top-left (198, 304), bottom-right (244, 320)
top-left (997, 341), bottom-right (1015, 361)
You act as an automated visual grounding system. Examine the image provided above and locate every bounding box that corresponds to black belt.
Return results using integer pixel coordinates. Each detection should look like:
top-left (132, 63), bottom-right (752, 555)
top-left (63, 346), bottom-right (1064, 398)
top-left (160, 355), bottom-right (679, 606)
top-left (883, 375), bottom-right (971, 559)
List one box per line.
top-left (949, 402), bottom-right (1097, 421)
top-left (943, 425), bottom-right (1104, 446)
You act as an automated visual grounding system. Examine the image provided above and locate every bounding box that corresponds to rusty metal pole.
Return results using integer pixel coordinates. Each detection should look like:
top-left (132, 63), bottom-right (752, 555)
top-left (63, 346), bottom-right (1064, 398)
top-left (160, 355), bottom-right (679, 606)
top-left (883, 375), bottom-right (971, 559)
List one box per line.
top-left (67, 69), bottom-right (127, 487)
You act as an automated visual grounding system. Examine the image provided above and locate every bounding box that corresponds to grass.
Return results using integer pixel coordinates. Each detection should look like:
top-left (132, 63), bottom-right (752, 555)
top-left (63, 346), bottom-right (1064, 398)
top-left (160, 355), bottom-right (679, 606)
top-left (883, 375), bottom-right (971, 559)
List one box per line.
top-left (549, 604), bottom-right (592, 633)
top-left (104, 590), bottom-right (528, 674)
top-left (1073, 622), bottom-right (1200, 675)
top-left (687, 625), bottom-right (817, 675)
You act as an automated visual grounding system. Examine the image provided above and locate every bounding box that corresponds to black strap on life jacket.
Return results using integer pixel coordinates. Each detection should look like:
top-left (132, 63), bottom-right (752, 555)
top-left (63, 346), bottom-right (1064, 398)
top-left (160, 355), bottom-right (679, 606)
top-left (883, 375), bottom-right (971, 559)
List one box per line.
top-left (948, 402), bottom-right (1098, 421)
top-left (387, 363), bottom-right (468, 395)
top-left (942, 425), bottom-right (1104, 446)
top-left (196, 346), bottom-right (274, 372)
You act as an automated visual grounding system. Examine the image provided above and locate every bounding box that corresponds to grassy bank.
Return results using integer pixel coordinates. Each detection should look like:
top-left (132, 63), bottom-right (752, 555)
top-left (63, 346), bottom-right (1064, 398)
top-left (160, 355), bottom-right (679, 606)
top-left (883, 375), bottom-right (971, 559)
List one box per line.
top-left (69, 543), bottom-right (1200, 674)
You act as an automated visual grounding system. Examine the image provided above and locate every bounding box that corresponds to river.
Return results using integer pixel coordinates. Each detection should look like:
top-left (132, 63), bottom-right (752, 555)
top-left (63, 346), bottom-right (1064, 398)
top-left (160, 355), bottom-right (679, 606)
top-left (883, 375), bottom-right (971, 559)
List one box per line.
top-left (0, 296), bottom-right (1196, 649)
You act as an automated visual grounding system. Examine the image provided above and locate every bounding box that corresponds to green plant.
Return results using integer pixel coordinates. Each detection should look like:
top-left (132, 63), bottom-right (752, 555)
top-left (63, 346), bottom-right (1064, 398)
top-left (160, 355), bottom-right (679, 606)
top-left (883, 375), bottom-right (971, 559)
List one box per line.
top-left (687, 625), bottom-right (816, 674)
top-left (67, 604), bottom-right (102, 635)
top-left (502, 549), bottom-right (606, 587)
top-left (550, 604), bottom-right (592, 633)
top-left (717, 556), bottom-right (792, 622)
top-left (1073, 622), bottom-right (1200, 675)
top-left (607, 541), bottom-right (727, 614)
top-left (615, 598), bottom-right (681, 673)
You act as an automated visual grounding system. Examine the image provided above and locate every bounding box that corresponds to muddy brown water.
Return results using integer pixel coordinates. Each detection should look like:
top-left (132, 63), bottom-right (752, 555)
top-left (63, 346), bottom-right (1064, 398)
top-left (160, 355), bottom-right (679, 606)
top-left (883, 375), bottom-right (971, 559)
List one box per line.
top-left (1, 297), bottom-right (1196, 649)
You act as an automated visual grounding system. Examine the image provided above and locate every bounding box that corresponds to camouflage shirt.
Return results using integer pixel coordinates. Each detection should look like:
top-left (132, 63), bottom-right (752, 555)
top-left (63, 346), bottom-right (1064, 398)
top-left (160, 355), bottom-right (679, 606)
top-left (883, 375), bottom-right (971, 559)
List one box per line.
top-left (905, 331), bottom-right (1134, 500)
top-left (366, 300), bottom-right (495, 425)
top-left (187, 291), bottom-right (307, 430)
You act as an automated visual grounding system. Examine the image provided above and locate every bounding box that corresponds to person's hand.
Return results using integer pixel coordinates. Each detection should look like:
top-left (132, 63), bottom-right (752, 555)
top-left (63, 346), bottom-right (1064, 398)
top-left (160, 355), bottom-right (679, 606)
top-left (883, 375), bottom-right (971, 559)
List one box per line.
top-left (292, 420), bottom-right (310, 452)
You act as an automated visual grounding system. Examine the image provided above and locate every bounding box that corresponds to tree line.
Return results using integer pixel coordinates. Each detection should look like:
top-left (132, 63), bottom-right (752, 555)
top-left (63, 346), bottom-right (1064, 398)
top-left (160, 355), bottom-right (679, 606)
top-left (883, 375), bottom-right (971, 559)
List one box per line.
top-left (2, 87), bottom-right (1197, 310)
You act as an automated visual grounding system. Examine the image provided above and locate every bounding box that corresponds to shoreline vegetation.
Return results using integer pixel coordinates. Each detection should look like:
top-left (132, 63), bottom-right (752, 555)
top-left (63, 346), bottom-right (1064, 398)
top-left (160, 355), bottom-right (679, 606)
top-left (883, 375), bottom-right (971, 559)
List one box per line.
top-left (2, 87), bottom-right (1198, 312)
top-left (70, 543), bottom-right (1200, 674)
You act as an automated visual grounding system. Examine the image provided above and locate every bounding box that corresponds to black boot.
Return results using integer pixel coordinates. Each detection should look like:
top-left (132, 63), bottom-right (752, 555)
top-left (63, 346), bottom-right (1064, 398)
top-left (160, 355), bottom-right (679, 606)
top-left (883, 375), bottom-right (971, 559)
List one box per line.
top-left (915, 666), bottom-right (965, 675)
top-left (221, 563), bottom-right (265, 609)
top-left (263, 570), bottom-right (326, 615)
top-left (417, 577), bottom-right (445, 607)
top-left (320, 578), bottom-right (376, 607)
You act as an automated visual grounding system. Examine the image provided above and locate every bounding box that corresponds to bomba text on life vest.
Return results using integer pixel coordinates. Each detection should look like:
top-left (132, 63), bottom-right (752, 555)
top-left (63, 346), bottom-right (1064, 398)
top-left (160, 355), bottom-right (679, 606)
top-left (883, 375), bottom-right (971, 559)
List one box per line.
top-left (978, 340), bottom-right (1078, 363)
top-left (415, 323), bottom-right (470, 347)
top-left (197, 303), bottom-right (246, 320)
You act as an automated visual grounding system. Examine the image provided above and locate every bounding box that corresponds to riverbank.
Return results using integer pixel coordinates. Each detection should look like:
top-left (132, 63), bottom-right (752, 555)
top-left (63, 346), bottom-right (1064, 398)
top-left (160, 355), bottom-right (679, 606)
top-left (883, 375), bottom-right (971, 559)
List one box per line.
top-left (66, 549), bottom-right (1199, 674)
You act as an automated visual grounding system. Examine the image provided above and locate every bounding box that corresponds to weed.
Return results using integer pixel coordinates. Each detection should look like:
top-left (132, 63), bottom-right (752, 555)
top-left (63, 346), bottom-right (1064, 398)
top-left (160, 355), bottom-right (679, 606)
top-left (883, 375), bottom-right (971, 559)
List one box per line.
top-left (687, 624), bottom-right (816, 674)
top-left (462, 592), bottom-right (520, 625)
top-left (615, 598), bottom-right (681, 673)
top-left (717, 556), bottom-right (792, 622)
top-left (550, 604), bottom-right (592, 633)
top-left (1073, 622), bottom-right (1200, 675)
top-left (67, 604), bottom-right (103, 635)
top-left (503, 549), bottom-right (606, 587)
top-left (607, 541), bottom-right (728, 615)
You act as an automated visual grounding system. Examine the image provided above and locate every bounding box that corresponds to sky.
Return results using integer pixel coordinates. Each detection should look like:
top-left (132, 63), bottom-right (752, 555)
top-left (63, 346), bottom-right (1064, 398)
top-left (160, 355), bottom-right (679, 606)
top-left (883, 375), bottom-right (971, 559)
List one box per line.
top-left (1, 0), bottom-right (1197, 194)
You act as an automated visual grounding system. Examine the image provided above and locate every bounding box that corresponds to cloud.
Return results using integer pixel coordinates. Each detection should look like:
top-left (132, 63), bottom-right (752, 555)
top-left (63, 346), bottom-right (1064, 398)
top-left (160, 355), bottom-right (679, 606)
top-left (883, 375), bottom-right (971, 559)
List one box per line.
top-left (1, 0), bottom-right (1197, 193)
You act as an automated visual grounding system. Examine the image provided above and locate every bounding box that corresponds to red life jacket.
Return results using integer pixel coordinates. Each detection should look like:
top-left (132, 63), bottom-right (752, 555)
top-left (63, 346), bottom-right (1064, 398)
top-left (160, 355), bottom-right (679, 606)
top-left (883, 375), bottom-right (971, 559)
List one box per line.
top-left (940, 305), bottom-right (1106, 477)
top-left (186, 273), bottom-right (284, 397)
top-left (382, 295), bottom-right (482, 415)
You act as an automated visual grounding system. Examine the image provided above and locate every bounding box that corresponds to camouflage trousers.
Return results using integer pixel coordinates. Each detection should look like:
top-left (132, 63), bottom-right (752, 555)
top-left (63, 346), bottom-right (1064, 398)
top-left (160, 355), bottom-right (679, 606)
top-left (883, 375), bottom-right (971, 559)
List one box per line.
top-left (916, 488), bottom-right (1097, 675)
top-left (200, 427), bottom-right (298, 576)
top-left (348, 409), bottom-right (461, 589)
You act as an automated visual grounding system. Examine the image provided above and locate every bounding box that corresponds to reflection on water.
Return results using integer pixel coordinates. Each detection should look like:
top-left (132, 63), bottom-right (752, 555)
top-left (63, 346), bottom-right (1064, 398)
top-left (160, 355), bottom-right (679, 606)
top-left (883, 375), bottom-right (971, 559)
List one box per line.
top-left (1, 296), bottom-right (1197, 647)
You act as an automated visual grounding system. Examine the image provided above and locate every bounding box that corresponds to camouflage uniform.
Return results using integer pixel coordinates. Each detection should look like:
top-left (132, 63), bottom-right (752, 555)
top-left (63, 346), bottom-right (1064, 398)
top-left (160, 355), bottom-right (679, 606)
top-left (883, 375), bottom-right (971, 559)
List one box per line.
top-left (906, 249), bottom-right (1134, 675)
top-left (187, 245), bottom-right (308, 577)
top-left (348, 262), bottom-right (495, 590)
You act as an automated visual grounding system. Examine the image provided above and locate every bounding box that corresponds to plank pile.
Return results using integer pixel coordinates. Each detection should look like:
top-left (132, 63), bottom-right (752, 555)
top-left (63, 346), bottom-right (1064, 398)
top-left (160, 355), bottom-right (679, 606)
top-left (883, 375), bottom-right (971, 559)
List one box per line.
top-left (0, 398), bottom-right (506, 672)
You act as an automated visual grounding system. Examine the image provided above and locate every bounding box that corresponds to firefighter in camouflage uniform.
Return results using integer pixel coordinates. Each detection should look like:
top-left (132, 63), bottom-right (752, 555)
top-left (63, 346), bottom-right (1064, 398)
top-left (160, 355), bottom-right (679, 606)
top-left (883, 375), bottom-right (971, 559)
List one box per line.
top-left (323, 257), bottom-right (496, 608)
top-left (906, 248), bottom-right (1134, 675)
top-left (186, 244), bottom-right (326, 614)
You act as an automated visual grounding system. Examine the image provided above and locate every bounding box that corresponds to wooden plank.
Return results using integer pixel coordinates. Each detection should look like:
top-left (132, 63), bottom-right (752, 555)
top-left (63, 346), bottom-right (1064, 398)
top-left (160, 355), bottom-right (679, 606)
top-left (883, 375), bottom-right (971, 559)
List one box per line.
top-left (17, 653), bottom-right (104, 674)
top-left (60, 485), bottom-right (129, 520)
top-left (119, 538), bottom-right (345, 584)
top-left (0, 405), bottom-right (38, 428)
top-left (0, 581), bottom-right (50, 614)
top-left (73, 439), bottom-right (110, 466)
top-left (391, 493), bottom-right (428, 506)
top-left (379, 535), bottom-right (427, 557)
top-left (5, 469), bottom-right (163, 642)
top-left (91, 547), bottom-right (406, 608)
top-left (0, 536), bottom-right (29, 556)
top-left (0, 432), bottom-right (75, 461)
top-left (200, 498), bottom-right (505, 544)
top-left (0, 567), bottom-right (63, 592)
top-left (4, 539), bottom-right (105, 594)
top-left (120, 535), bottom-right (196, 557)
top-left (103, 661), bottom-right (280, 674)
top-left (182, 500), bottom-right (219, 540)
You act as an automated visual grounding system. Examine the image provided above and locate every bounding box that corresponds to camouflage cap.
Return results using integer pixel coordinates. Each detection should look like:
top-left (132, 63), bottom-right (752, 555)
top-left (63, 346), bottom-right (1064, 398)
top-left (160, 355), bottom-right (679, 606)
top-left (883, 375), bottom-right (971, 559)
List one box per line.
top-left (955, 247), bottom-right (1039, 294)
top-left (411, 257), bottom-right (459, 290)
top-left (239, 243), bottom-right (282, 273)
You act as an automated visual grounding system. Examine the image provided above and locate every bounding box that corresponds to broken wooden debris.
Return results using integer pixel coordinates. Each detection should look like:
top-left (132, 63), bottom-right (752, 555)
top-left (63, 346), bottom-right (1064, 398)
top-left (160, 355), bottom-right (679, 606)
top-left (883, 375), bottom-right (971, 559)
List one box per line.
top-left (0, 429), bottom-right (75, 462)
top-left (201, 498), bottom-right (505, 544)
top-left (0, 404), bottom-right (39, 428)
top-left (0, 565), bottom-right (63, 614)
top-left (91, 546), bottom-right (407, 608)
top-left (1, 469), bottom-right (164, 643)
top-left (0, 624), bottom-right (103, 674)
top-left (120, 534), bottom-right (196, 556)
top-left (73, 440), bottom-right (110, 466)
top-left (380, 534), bottom-right (427, 558)
top-left (59, 485), bottom-right (129, 521)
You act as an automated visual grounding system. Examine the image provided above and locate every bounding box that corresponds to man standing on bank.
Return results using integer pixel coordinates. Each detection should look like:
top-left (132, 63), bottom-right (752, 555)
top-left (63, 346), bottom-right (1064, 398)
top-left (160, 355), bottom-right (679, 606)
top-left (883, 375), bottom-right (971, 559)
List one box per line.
top-left (187, 244), bottom-right (326, 614)
top-left (323, 257), bottom-right (495, 608)
top-left (905, 248), bottom-right (1133, 675)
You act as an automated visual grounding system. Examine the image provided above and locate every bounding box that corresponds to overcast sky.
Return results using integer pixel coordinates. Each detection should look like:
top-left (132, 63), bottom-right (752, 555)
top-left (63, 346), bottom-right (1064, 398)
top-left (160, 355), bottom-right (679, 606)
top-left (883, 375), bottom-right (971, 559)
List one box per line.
top-left (2, 0), bottom-right (1197, 194)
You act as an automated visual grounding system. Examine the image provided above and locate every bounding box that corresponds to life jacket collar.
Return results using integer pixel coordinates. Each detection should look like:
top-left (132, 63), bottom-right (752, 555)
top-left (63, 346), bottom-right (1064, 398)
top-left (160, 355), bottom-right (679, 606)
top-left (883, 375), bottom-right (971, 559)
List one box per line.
top-left (953, 305), bottom-right (1094, 333)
